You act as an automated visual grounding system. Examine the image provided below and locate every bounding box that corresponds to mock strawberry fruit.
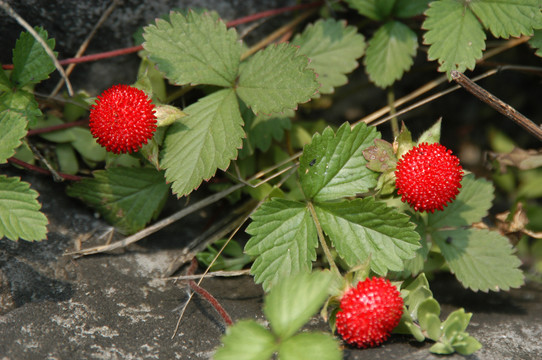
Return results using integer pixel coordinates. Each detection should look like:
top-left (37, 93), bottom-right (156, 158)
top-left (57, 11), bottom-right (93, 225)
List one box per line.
top-left (89, 84), bottom-right (157, 154)
top-left (395, 142), bottom-right (463, 213)
top-left (336, 277), bottom-right (403, 348)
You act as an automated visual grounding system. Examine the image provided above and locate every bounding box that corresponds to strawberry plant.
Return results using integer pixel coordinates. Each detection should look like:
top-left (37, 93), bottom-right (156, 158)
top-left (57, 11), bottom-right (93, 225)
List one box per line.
top-left (1, 0), bottom-right (542, 358)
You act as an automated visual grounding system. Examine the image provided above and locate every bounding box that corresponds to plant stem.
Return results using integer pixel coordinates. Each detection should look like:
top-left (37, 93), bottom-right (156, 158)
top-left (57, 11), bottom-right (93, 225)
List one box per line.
top-left (307, 201), bottom-right (341, 277)
top-left (7, 156), bottom-right (82, 181)
top-left (387, 87), bottom-right (399, 138)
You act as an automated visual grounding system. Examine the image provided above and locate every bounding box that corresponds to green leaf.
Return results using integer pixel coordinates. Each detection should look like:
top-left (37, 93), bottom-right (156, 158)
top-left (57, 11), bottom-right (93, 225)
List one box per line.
top-left (245, 199), bottom-right (318, 291)
top-left (0, 89), bottom-right (42, 126)
top-left (315, 198), bottom-right (420, 275)
top-left (0, 175), bottom-right (48, 241)
top-left (363, 139), bottom-right (397, 173)
top-left (423, 313), bottom-right (443, 341)
top-left (70, 127), bottom-right (107, 163)
top-left (278, 332), bottom-right (341, 360)
top-left (344, 0), bottom-right (395, 20)
top-left (143, 11), bottom-right (241, 87)
top-left (454, 335), bottom-right (482, 355)
top-left (214, 320), bottom-right (276, 360)
top-left (427, 175), bottom-right (493, 229)
top-left (434, 228), bottom-right (524, 292)
top-left (237, 43), bottom-right (319, 114)
top-left (292, 19), bottom-right (365, 96)
top-left (238, 103), bottom-right (292, 158)
top-left (394, 0), bottom-right (431, 18)
top-left (529, 29), bottom-right (542, 57)
top-left (55, 143), bottom-right (79, 175)
top-left (417, 118), bottom-right (441, 144)
top-left (0, 68), bottom-right (11, 91)
top-left (0, 110), bottom-right (28, 164)
top-left (161, 89), bottom-right (244, 197)
top-left (299, 122), bottom-right (380, 201)
top-left (264, 271), bottom-right (332, 338)
top-left (468, 0), bottom-right (542, 39)
top-left (430, 341), bottom-right (454, 355)
top-left (11, 27), bottom-right (56, 88)
top-left (66, 167), bottom-right (170, 234)
top-left (364, 21), bottom-right (418, 88)
top-left (423, 0), bottom-right (486, 74)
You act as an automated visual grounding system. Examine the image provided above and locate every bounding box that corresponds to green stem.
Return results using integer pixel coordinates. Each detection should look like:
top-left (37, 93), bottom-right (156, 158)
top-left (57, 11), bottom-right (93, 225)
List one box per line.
top-left (307, 201), bottom-right (341, 277)
top-left (387, 86), bottom-right (399, 138)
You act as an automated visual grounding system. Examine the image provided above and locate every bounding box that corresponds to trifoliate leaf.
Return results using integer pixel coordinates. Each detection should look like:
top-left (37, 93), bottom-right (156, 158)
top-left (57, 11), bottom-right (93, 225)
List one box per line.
top-left (292, 19), bottom-right (365, 96)
top-left (264, 271), bottom-right (332, 338)
top-left (423, 0), bottom-right (486, 74)
top-left (364, 21), bottom-right (418, 88)
top-left (299, 122), bottom-right (380, 201)
top-left (245, 199), bottom-right (318, 291)
top-left (428, 175), bottom-right (493, 229)
top-left (315, 198), bottom-right (420, 275)
top-left (0, 68), bottom-right (10, 92)
top-left (237, 43), bottom-right (319, 114)
top-left (11, 27), bottom-right (56, 88)
top-left (0, 175), bottom-right (48, 241)
top-left (530, 29), bottom-right (542, 57)
top-left (66, 167), bottom-right (170, 234)
top-left (214, 320), bottom-right (276, 360)
top-left (238, 103), bottom-right (292, 158)
top-left (394, 0), bottom-right (431, 18)
top-left (434, 228), bottom-right (524, 292)
top-left (0, 89), bottom-right (42, 126)
top-left (278, 333), bottom-right (341, 360)
top-left (160, 89), bottom-right (244, 197)
top-left (344, 0), bottom-right (395, 21)
top-left (468, 0), bottom-right (542, 39)
top-left (0, 110), bottom-right (28, 164)
top-left (143, 11), bottom-right (241, 87)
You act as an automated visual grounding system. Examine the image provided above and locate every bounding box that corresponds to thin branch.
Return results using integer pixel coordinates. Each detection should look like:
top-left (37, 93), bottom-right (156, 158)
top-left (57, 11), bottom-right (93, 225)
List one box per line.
top-left (451, 70), bottom-right (542, 141)
top-left (162, 269), bottom-right (250, 281)
top-left (0, 0), bottom-right (73, 96)
top-left (226, 1), bottom-right (323, 28)
top-left (50, 0), bottom-right (121, 97)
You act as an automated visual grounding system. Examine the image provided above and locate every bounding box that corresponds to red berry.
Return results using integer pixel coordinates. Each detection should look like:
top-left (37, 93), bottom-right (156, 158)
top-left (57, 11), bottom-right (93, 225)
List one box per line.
top-left (336, 277), bottom-right (403, 348)
top-left (395, 142), bottom-right (463, 213)
top-left (89, 85), bottom-right (157, 154)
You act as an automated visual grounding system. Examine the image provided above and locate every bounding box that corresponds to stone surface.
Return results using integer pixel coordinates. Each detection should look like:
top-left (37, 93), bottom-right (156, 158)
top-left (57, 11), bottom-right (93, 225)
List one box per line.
top-left (0, 169), bottom-right (541, 359)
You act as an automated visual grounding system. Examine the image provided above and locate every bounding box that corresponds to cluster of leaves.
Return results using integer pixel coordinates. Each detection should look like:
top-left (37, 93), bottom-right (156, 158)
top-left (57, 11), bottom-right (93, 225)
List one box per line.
top-left (396, 274), bottom-right (481, 355)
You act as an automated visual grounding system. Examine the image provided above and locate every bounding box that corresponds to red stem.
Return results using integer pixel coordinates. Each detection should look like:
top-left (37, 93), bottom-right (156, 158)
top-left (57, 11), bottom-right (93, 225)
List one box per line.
top-left (27, 119), bottom-right (89, 136)
top-left (7, 157), bottom-right (83, 181)
top-left (1, 1), bottom-right (325, 70)
top-left (186, 257), bottom-right (233, 326)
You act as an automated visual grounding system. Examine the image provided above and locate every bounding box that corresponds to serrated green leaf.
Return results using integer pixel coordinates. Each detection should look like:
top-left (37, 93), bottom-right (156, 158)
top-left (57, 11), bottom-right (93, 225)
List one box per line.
top-left (394, 0), bottom-right (431, 18)
top-left (344, 0), bottom-right (395, 20)
top-left (0, 89), bottom-right (42, 126)
top-left (0, 68), bottom-right (11, 91)
top-left (423, 0), bottom-right (486, 74)
top-left (238, 102), bottom-right (292, 158)
top-left (143, 11), bottom-right (241, 87)
top-left (245, 199), bottom-right (317, 291)
top-left (292, 19), bottom-right (365, 96)
top-left (529, 29), bottom-right (542, 57)
top-left (66, 167), bottom-right (170, 234)
top-left (434, 228), bottom-right (524, 292)
top-left (12, 27), bottom-right (56, 88)
top-left (315, 198), bottom-right (420, 275)
top-left (364, 21), bottom-right (418, 88)
top-left (299, 122), bottom-right (380, 201)
top-left (264, 271), bottom-right (332, 338)
top-left (0, 110), bottom-right (28, 164)
top-left (468, 0), bottom-right (542, 39)
top-left (0, 175), bottom-right (48, 241)
top-left (214, 320), bottom-right (276, 360)
top-left (237, 43), bottom-right (318, 114)
top-left (278, 332), bottom-right (341, 360)
top-left (427, 175), bottom-right (493, 229)
top-left (161, 89), bottom-right (244, 197)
